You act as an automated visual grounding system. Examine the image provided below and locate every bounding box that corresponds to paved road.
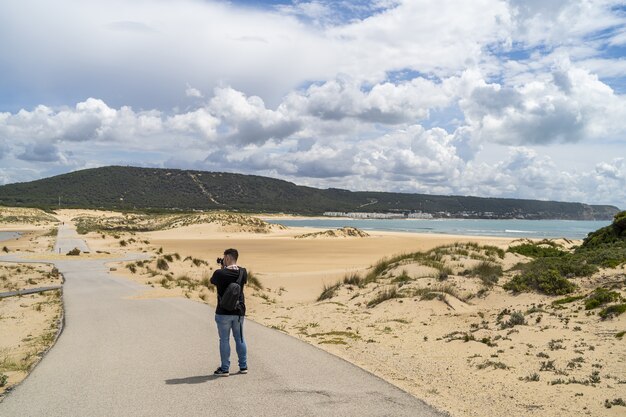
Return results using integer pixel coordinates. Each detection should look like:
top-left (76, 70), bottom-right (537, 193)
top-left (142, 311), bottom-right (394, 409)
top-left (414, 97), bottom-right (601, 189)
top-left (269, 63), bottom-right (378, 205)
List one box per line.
top-left (0, 227), bottom-right (445, 417)
top-left (53, 224), bottom-right (91, 254)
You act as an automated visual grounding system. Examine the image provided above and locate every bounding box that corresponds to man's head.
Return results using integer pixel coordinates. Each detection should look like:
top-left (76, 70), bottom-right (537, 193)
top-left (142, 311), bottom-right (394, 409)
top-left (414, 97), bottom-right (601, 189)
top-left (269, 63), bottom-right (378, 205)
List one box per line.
top-left (223, 248), bottom-right (239, 266)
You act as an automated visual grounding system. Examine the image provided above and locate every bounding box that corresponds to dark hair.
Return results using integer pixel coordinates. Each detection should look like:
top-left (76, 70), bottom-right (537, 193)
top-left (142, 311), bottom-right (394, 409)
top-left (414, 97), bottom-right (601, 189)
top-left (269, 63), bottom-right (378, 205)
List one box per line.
top-left (224, 248), bottom-right (238, 261)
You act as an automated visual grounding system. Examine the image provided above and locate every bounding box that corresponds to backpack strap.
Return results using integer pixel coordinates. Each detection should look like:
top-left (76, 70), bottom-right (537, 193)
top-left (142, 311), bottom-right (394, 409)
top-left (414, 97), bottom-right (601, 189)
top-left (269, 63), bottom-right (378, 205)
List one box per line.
top-left (236, 267), bottom-right (245, 286)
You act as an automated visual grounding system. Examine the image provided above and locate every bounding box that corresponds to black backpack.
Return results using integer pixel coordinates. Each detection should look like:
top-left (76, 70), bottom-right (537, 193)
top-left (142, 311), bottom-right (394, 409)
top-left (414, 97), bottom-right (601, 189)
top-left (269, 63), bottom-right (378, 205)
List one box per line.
top-left (218, 268), bottom-right (245, 313)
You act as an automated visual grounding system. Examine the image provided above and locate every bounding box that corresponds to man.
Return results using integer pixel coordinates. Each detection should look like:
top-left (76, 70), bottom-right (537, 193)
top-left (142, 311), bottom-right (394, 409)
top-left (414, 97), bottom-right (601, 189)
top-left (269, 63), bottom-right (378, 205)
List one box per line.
top-left (210, 248), bottom-right (248, 376)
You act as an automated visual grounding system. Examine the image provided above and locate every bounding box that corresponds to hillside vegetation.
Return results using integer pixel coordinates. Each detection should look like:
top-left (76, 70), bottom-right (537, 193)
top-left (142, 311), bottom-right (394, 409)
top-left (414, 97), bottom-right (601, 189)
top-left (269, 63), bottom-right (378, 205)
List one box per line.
top-left (0, 166), bottom-right (619, 219)
top-left (73, 212), bottom-right (279, 234)
top-left (504, 211), bottom-right (626, 296)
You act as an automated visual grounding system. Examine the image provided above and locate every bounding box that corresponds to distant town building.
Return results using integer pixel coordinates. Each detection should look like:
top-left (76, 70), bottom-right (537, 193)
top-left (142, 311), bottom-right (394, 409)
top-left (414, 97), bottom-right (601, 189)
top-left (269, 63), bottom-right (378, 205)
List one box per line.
top-left (323, 211), bottom-right (433, 219)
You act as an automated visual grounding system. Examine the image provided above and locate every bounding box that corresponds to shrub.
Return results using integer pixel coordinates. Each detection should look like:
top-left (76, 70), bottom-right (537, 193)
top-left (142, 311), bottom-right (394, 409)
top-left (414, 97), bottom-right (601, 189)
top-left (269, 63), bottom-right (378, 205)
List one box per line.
top-left (156, 258), bottom-right (169, 271)
top-left (504, 269), bottom-right (576, 295)
top-left (599, 303), bottom-right (626, 320)
top-left (66, 248), bottom-right (81, 256)
top-left (2, 246), bottom-right (8, 253)
top-left (119, 240), bottom-right (127, 247)
top-left (508, 243), bottom-right (567, 258)
top-left (317, 282), bottom-right (340, 302)
top-left (163, 254), bottom-right (174, 262)
top-left (585, 288), bottom-right (620, 310)
top-left (0, 373), bottom-right (7, 387)
top-left (126, 264), bottom-right (137, 274)
top-left (501, 311), bottom-right (526, 329)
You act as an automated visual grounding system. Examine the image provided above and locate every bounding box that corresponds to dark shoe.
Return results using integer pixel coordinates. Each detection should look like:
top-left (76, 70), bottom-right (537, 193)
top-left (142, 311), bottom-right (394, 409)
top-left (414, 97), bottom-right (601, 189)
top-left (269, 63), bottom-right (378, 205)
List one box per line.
top-left (239, 367), bottom-right (248, 374)
top-left (214, 367), bottom-right (229, 377)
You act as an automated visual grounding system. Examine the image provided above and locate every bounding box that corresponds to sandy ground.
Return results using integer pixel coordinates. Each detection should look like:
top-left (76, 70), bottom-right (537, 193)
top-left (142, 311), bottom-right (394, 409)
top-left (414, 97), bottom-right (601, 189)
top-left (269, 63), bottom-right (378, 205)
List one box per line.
top-left (2, 208), bottom-right (625, 416)
top-left (0, 208), bottom-right (63, 396)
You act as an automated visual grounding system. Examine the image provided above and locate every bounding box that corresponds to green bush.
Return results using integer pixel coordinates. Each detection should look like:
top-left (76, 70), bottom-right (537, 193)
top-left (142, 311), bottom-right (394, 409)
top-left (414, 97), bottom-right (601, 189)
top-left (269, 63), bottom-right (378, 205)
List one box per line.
top-left (508, 243), bottom-right (567, 258)
top-left (585, 288), bottom-right (620, 310)
top-left (501, 311), bottom-right (526, 329)
top-left (0, 372), bottom-right (7, 387)
top-left (504, 269), bottom-right (576, 295)
top-left (599, 303), bottom-right (626, 320)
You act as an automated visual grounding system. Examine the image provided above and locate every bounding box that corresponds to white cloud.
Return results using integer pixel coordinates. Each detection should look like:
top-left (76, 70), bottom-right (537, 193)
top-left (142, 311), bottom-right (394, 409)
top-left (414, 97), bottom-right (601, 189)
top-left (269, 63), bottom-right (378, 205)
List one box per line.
top-left (185, 85), bottom-right (204, 99)
top-left (1, 0), bottom-right (626, 208)
top-left (460, 65), bottom-right (626, 145)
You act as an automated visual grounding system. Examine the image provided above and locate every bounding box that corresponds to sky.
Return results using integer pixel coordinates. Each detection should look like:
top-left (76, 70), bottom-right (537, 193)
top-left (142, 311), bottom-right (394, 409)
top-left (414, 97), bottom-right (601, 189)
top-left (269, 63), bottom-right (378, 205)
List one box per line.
top-left (0, 0), bottom-right (625, 208)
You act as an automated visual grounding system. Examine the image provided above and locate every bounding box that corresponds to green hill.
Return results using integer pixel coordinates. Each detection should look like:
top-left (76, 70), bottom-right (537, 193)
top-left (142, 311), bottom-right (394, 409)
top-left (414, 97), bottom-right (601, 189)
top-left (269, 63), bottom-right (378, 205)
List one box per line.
top-left (0, 166), bottom-right (619, 219)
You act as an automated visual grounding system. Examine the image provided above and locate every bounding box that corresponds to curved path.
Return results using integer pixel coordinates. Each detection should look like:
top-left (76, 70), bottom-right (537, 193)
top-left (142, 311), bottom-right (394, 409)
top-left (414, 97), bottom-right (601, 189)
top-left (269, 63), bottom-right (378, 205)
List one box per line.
top-left (0, 226), bottom-right (445, 417)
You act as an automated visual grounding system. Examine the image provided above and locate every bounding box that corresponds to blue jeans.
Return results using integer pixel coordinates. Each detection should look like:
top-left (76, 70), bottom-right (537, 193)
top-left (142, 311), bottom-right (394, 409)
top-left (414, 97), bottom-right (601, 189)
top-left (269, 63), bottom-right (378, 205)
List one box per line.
top-left (215, 314), bottom-right (247, 371)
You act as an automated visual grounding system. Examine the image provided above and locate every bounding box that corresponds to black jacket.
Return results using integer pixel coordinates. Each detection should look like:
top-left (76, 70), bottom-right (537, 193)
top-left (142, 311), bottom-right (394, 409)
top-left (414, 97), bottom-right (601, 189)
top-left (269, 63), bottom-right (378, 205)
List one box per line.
top-left (210, 267), bottom-right (247, 316)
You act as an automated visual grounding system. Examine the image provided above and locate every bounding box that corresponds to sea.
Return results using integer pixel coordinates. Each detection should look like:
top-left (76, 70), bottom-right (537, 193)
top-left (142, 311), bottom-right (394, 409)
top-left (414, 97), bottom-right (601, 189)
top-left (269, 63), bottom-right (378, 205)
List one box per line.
top-left (265, 218), bottom-right (611, 240)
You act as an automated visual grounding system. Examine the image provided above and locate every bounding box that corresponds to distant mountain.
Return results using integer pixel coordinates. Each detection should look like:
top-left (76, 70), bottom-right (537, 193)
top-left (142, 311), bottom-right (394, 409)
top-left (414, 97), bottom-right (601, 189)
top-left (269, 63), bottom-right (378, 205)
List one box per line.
top-left (0, 166), bottom-right (619, 220)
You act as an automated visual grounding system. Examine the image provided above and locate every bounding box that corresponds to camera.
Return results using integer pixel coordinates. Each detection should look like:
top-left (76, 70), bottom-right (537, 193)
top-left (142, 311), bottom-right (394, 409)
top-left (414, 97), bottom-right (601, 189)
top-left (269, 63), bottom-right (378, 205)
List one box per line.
top-left (216, 257), bottom-right (224, 267)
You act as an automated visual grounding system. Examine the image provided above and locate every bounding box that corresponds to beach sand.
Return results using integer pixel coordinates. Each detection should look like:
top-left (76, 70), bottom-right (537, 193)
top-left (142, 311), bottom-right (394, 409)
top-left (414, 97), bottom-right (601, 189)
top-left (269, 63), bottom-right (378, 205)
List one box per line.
top-left (2, 208), bottom-right (625, 416)
top-left (86, 210), bottom-right (625, 417)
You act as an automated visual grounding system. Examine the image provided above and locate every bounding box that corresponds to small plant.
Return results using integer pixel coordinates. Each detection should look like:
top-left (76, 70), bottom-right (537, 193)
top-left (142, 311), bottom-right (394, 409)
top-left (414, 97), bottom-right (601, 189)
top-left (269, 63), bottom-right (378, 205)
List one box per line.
top-left (520, 372), bottom-right (540, 382)
top-left (392, 270), bottom-right (413, 284)
top-left (585, 288), bottom-right (620, 310)
top-left (599, 303), bottom-right (626, 320)
top-left (367, 286), bottom-right (403, 307)
top-left (477, 360), bottom-right (508, 370)
top-left (605, 398), bottom-right (626, 408)
top-left (119, 240), bottom-right (127, 247)
top-left (589, 370), bottom-right (601, 384)
top-left (343, 273), bottom-right (364, 287)
top-left (469, 261), bottom-right (503, 286)
top-left (548, 339), bottom-right (565, 351)
top-left (2, 246), bottom-right (8, 253)
top-left (317, 282), bottom-right (341, 302)
top-left (540, 360), bottom-right (555, 371)
top-left (156, 258), bottom-right (169, 271)
top-left (66, 248), bottom-right (81, 256)
top-left (126, 264), bottom-right (137, 274)
top-left (192, 258), bottom-right (208, 267)
top-left (163, 254), bottom-right (174, 262)
top-left (0, 372), bottom-right (7, 387)
top-left (247, 271), bottom-right (263, 290)
top-left (501, 311), bottom-right (526, 329)
top-left (553, 295), bottom-right (585, 305)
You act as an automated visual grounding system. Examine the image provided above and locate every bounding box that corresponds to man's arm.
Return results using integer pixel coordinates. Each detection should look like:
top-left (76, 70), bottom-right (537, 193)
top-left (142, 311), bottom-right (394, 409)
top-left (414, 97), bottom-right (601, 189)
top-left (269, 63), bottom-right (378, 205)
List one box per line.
top-left (210, 270), bottom-right (220, 285)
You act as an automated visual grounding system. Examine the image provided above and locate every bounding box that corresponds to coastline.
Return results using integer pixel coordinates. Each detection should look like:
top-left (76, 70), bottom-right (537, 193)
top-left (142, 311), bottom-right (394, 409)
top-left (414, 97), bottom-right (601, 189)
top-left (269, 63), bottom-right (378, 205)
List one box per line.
top-left (257, 215), bottom-right (605, 240)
